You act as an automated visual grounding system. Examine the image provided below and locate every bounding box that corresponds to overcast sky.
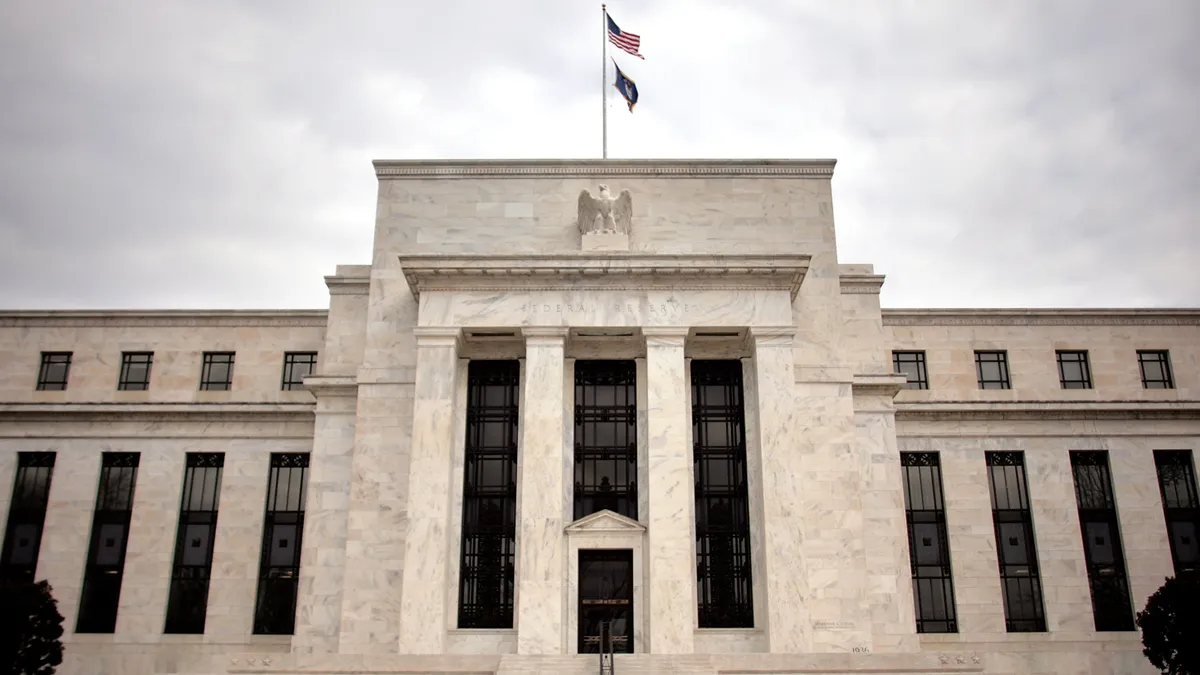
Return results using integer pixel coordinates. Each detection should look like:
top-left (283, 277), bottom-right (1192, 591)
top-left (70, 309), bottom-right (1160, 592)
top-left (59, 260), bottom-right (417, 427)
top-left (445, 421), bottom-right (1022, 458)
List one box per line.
top-left (1, 0), bottom-right (1197, 310)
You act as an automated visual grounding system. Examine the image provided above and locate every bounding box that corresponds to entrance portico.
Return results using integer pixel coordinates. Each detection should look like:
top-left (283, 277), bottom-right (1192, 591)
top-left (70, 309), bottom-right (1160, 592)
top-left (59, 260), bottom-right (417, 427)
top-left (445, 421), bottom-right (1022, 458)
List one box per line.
top-left (393, 251), bottom-right (829, 654)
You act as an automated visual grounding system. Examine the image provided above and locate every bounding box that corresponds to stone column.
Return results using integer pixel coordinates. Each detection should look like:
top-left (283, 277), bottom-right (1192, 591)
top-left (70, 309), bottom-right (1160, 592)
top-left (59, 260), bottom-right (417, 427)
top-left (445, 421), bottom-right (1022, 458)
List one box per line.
top-left (642, 327), bottom-right (697, 653)
top-left (515, 327), bottom-right (570, 654)
top-left (397, 327), bottom-right (461, 654)
top-left (746, 326), bottom-right (811, 653)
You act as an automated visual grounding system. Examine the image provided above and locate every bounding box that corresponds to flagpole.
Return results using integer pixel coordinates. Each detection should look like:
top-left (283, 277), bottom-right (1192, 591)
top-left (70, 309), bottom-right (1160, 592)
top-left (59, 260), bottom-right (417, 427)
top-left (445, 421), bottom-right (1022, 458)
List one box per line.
top-left (601, 3), bottom-right (608, 159)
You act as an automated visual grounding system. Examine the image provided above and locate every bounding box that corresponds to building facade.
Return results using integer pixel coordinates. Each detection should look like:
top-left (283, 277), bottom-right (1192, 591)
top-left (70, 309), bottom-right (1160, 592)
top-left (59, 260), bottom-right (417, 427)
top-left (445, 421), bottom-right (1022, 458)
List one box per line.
top-left (0, 159), bottom-right (1197, 675)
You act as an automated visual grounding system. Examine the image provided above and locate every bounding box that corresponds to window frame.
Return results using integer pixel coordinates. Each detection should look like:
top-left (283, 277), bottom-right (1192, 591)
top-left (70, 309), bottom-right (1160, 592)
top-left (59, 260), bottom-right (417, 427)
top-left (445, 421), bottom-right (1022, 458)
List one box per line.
top-left (0, 452), bottom-right (57, 585)
top-left (253, 453), bottom-right (310, 635)
top-left (36, 351), bottom-right (73, 391)
top-left (974, 350), bottom-right (1011, 390)
top-left (985, 451), bottom-right (1047, 632)
top-left (164, 453), bottom-right (225, 634)
top-left (1056, 350), bottom-right (1093, 389)
top-left (892, 350), bottom-right (929, 390)
top-left (901, 451), bottom-right (958, 633)
top-left (117, 352), bottom-right (154, 391)
top-left (1138, 350), bottom-right (1174, 389)
top-left (280, 352), bottom-right (318, 391)
top-left (199, 352), bottom-right (235, 391)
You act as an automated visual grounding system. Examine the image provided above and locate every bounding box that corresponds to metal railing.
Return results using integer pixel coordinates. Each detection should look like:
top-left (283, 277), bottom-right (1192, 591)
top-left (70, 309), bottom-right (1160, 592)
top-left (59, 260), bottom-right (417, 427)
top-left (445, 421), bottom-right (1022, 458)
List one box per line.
top-left (582, 621), bottom-right (626, 675)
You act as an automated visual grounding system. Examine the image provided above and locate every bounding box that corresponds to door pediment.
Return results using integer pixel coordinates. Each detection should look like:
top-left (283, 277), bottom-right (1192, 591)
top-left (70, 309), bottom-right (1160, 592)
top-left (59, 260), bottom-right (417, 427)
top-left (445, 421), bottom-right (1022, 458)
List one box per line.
top-left (565, 509), bottom-right (646, 534)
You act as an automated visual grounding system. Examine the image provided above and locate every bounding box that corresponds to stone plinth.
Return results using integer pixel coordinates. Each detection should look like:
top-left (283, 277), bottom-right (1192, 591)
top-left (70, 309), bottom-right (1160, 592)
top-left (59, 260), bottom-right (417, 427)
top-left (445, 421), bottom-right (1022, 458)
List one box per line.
top-left (581, 232), bottom-right (629, 251)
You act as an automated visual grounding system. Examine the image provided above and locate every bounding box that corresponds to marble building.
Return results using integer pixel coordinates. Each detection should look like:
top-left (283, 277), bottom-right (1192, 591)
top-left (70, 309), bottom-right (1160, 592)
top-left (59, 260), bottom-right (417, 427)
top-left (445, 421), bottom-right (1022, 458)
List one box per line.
top-left (0, 158), bottom-right (1197, 675)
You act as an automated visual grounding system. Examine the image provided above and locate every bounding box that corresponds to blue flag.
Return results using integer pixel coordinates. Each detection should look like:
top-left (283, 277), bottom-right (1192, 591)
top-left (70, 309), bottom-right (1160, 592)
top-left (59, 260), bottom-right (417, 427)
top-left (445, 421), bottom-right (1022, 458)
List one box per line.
top-left (612, 59), bottom-right (639, 112)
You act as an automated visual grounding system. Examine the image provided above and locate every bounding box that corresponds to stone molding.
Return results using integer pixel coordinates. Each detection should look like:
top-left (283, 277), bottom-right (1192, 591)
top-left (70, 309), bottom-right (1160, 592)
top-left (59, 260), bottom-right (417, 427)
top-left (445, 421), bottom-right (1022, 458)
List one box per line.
top-left (839, 273), bottom-right (886, 295)
top-left (897, 399), bottom-right (1200, 421)
top-left (303, 375), bottom-right (358, 397)
top-left (0, 310), bottom-right (328, 328)
top-left (397, 253), bottom-right (810, 301)
top-left (0, 402), bottom-right (314, 424)
top-left (748, 325), bottom-right (797, 348)
top-left (564, 509), bottom-right (646, 534)
top-left (325, 274), bottom-right (370, 296)
top-left (883, 308), bottom-right (1200, 326)
top-left (413, 326), bottom-right (462, 348)
top-left (643, 326), bottom-right (689, 347)
top-left (374, 158), bottom-right (836, 179)
top-left (851, 373), bottom-right (909, 397)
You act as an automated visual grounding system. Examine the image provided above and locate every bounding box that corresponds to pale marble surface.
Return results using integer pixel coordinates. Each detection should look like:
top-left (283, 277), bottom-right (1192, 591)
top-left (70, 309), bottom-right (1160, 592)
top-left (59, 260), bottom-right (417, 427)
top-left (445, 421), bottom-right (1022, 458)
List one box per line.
top-left (642, 328), bottom-right (697, 653)
top-left (514, 328), bottom-right (568, 654)
top-left (397, 328), bottom-right (462, 653)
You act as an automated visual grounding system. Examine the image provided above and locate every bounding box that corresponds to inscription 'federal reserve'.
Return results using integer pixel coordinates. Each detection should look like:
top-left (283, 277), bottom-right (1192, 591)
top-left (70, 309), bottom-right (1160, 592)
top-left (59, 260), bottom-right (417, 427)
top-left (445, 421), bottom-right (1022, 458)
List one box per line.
top-left (519, 300), bottom-right (700, 315)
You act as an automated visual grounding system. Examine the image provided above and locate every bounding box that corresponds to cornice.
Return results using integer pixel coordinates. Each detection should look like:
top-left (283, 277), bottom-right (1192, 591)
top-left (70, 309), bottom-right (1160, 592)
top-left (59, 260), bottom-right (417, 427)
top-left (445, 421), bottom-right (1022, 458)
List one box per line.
top-left (883, 308), bottom-right (1200, 327)
top-left (840, 273), bottom-right (886, 295)
top-left (302, 375), bottom-right (358, 397)
top-left (396, 253), bottom-right (810, 301)
top-left (374, 158), bottom-right (836, 179)
top-left (0, 402), bottom-right (315, 424)
top-left (0, 310), bottom-right (329, 328)
top-left (896, 400), bottom-right (1200, 421)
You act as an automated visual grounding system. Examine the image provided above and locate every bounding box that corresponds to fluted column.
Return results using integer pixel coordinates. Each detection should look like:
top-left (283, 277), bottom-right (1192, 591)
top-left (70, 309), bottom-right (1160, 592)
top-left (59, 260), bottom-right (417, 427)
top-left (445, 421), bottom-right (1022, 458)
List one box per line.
top-left (515, 327), bottom-right (570, 654)
top-left (397, 327), bottom-right (461, 653)
top-left (643, 327), bottom-right (697, 653)
top-left (746, 326), bottom-right (811, 653)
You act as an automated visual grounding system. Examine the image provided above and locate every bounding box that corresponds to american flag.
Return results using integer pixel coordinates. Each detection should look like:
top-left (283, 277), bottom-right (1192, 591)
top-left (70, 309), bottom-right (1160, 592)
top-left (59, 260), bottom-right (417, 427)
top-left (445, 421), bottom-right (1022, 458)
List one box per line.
top-left (606, 13), bottom-right (644, 59)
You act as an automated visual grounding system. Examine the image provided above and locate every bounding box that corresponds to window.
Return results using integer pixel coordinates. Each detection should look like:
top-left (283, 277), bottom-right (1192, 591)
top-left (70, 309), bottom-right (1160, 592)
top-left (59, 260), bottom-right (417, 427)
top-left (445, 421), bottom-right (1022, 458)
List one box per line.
top-left (691, 360), bottom-right (754, 628)
top-left (974, 351), bottom-right (1010, 389)
top-left (1153, 450), bottom-right (1199, 580)
top-left (1139, 351), bottom-right (1174, 389)
top-left (199, 352), bottom-right (235, 391)
top-left (36, 352), bottom-right (72, 390)
top-left (901, 452), bottom-right (957, 633)
top-left (253, 453), bottom-right (309, 635)
top-left (1056, 351), bottom-right (1092, 389)
top-left (985, 452), bottom-right (1046, 632)
top-left (457, 361), bottom-right (520, 629)
top-left (164, 453), bottom-right (224, 634)
top-left (573, 360), bottom-right (638, 521)
top-left (118, 352), bottom-right (153, 391)
top-left (281, 352), bottom-right (318, 391)
top-left (77, 452), bottom-right (140, 633)
top-left (892, 351), bottom-right (928, 390)
top-left (0, 452), bottom-right (56, 585)
top-left (1069, 451), bottom-right (1134, 631)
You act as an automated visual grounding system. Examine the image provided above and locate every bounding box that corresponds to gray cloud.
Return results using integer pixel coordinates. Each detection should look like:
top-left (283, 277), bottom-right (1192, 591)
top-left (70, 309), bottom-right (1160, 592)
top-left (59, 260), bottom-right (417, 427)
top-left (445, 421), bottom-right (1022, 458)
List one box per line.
top-left (0, 0), bottom-right (1196, 309)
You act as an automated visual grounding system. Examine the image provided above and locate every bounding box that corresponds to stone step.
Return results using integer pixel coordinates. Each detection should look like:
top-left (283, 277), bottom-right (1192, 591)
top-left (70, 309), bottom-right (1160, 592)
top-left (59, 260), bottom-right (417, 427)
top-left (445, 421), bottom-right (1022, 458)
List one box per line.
top-left (495, 654), bottom-right (716, 675)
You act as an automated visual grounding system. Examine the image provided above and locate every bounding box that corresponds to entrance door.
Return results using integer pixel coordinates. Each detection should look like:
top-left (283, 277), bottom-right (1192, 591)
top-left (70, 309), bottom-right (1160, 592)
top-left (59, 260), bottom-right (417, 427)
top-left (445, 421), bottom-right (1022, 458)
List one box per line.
top-left (578, 549), bottom-right (633, 653)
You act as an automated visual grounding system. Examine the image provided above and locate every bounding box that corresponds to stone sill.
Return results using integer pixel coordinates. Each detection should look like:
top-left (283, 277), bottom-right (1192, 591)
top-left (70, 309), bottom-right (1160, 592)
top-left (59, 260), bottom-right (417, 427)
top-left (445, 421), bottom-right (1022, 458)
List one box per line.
top-left (896, 399), bottom-right (1200, 421)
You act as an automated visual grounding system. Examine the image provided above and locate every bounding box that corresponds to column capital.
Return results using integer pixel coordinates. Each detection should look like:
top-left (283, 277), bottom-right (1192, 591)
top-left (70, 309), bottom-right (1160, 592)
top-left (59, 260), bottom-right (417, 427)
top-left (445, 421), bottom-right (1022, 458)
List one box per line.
top-left (521, 326), bottom-right (570, 344)
top-left (643, 326), bottom-right (689, 348)
top-left (748, 326), bottom-right (796, 347)
top-left (413, 326), bottom-right (461, 348)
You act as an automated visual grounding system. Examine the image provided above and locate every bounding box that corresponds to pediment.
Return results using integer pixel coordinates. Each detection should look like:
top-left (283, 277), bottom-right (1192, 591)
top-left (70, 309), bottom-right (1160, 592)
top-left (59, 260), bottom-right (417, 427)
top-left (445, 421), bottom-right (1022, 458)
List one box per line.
top-left (565, 509), bottom-right (646, 534)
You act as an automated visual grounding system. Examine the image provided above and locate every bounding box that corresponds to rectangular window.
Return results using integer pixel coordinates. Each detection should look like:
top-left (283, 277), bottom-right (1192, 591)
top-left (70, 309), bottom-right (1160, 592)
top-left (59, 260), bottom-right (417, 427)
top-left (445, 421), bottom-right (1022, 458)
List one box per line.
top-left (0, 452), bottom-right (56, 585)
top-left (1069, 451), bottom-right (1134, 631)
top-left (77, 452), bottom-right (140, 633)
top-left (573, 360), bottom-right (638, 521)
top-left (36, 352), bottom-right (72, 391)
top-left (199, 352), bottom-right (235, 391)
top-left (281, 352), bottom-right (318, 391)
top-left (985, 451), bottom-right (1046, 632)
top-left (457, 361), bottom-right (520, 629)
top-left (691, 360), bottom-right (754, 628)
top-left (975, 351), bottom-right (1010, 390)
top-left (892, 351), bottom-right (929, 390)
top-left (1153, 450), bottom-right (1199, 580)
top-left (1139, 351), bottom-right (1174, 389)
top-left (164, 453), bottom-right (224, 634)
top-left (1056, 351), bottom-right (1092, 389)
top-left (117, 352), bottom-right (154, 391)
top-left (901, 451), bottom-right (957, 633)
top-left (253, 453), bottom-right (309, 635)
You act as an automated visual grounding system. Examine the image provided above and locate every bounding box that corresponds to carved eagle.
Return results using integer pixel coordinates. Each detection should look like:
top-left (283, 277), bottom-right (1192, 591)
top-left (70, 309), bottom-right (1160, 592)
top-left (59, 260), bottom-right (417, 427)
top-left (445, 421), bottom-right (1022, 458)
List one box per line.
top-left (577, 184), bottom-right (633, 235)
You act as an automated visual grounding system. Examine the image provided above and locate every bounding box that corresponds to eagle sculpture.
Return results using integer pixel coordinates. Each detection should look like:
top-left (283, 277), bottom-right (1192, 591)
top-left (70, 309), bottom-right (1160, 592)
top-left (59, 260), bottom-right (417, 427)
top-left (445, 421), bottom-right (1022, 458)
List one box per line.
top-left (577, 184), bottom-right (633, 235)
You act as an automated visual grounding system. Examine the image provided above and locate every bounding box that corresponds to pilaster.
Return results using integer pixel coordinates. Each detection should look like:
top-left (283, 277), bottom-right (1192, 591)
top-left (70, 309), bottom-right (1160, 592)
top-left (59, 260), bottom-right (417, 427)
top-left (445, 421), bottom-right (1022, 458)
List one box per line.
top-left (642, 327), bottom-right (697, 653)
top-left (746, 326), bottom-right (811, 652)
top-left (515, 327), bottom-right (569, 654)
top-left (397, 327), bottom-right (462, 654)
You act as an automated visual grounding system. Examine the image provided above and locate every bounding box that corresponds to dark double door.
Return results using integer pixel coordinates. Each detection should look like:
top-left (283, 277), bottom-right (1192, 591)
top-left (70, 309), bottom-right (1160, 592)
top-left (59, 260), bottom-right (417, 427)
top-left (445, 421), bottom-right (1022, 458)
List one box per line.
top-left (578, 550), bottom-right (633, 653)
